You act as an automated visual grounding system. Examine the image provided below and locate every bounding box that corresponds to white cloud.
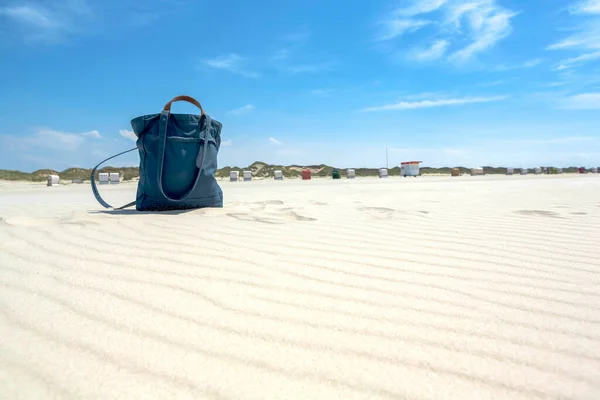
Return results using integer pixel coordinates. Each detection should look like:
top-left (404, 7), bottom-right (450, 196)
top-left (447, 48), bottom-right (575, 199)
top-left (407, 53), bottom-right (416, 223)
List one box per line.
top-left (378, 1), bottom-right (517, 65)
top-left (547, 2), bottom-right (600, 51)
top-left (570, 0), bottom-right (600, 14)
top-left (447, 7), bottom-right (517, 64)
top-left (269, 137), bottom-right (282, 145)
top-left (362, 95), bottom-right (508, 112)
top-left (544, 81), bottom-right (570, 87)
top-left (0, 5), bottom-right (60, 28)
top-left (82, 130), bottom-right (101, 139)
top-left (478, 79), bottom-right (507, 87)
top-left (287, 62), bottom-right (335, 74)
top-left (411, 39), bottom-right (449, 61)
top-left (35, 129), bottom-right (86, 150)
top-left (561, 92), bottom-right (600, 109)
top-left (553, 51), bottom-right (600, 70)
top-left (1, 128), bottom-right (94, 151)
top-left (310, 89), bottom-right (334, 97)
top-left (201, 54), bottom-right (259, 78)
top-left (547, 26), bottom-right (600, 51)
top-left (396, 0), bottom-right (449, 17)
top-left (226, 104), bottom-right (255, 116)
top-left (494, 58), bottom-right (542, 71)
top-left (119, 129), bottom-right (137, 142)
top-left (377, 19), bottom-right (432, 41)
top-left (0, 1), bottom-right (92, 43)
top-left (221, 139), bottom-right (232, 146)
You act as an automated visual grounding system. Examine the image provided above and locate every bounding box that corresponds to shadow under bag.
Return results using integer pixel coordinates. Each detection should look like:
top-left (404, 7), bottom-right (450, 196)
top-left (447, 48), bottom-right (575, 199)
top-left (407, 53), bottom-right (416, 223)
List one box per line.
top-left (91, 95), bottom-right (224, 211)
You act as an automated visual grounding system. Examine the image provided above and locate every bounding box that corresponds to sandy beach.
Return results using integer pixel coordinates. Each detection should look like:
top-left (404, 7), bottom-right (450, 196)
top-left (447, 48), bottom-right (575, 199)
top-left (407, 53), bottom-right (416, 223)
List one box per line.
top-left (1, 174), bottom-right (599, 400)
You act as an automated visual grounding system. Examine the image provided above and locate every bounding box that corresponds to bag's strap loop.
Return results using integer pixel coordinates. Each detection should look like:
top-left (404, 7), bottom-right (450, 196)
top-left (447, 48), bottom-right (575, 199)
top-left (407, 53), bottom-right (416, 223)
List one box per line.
top-left (163, 95), bottom-right (205, 115)
top-left (156, 111), bottom-right (213, 203)
top-left (90, 147), bottom-right (137, 210)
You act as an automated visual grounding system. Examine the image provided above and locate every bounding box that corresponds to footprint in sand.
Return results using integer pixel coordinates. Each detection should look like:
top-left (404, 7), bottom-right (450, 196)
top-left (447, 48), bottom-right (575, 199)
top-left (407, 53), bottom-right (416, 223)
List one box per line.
top-left (515, 210), bottom-right (564, 219)
top-left (358, 207), bottom-right (397, 219)
top-left (227, 207), bottom-right (316, 224)
top-left (2, 217), bottom-right (61, 227)
top-left (254, 200), bottom-right (284, 205)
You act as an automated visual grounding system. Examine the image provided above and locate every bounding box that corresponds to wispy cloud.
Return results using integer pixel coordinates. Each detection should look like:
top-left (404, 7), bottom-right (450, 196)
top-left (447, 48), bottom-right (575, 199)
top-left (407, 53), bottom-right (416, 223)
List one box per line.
top-left (82, 130), bottom-right (101, 139)
top-left (560, 92), bottom-right (600, 109)
top-left (377, 0), bottom-right (518, 65)
top-left (376, 19), bottom-right (432, 41)
top-left (287, 62), bottom-right (335, 74)
top-left (221, 139), bottom-right (232, 146)
top-left (569, 0), bottom-right (600, 14)
top-left (1, 128), bottom-right (97, 151)
top-left (411, 39), bottom-right (449, 61)
top-left (495, 58), bottom-right (542, 71)
top-left (0, 1), bottom-right (92, 43)
top-left (1, 5), bottom-right (60, 28)
top-left (553, 51), bottom-right (600, 70)
top-left (269, 137), bottom-right (282, 145)
top-left (226, 104), bottom-right (255, 116)
top-left (543, 81), bottom-right (570, 87)
top-left (547, 1), bottom-right (600, 51)
top-left (447, 6), bottom-right (518, 64)
top-left (478, 80), bottom-right (508, 87)
top-left (310, 89), bottom-right (334, 97)
top-left (119, 129), bottom-right (137, 142)
top-left (201, 54), bottom-right (259, 78)
top-left (362, 95), bottom-right (508, 112)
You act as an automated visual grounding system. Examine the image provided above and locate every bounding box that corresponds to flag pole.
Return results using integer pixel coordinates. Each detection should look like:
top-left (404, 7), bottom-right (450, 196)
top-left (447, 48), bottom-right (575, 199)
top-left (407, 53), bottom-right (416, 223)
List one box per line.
top-left (386, 146), bottom-right (388, 169)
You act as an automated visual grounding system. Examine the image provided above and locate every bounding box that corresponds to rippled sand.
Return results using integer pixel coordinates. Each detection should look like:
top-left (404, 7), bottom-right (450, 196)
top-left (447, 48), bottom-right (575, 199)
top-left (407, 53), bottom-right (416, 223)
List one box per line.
top-left (1, 175), bottom-right (599, 399)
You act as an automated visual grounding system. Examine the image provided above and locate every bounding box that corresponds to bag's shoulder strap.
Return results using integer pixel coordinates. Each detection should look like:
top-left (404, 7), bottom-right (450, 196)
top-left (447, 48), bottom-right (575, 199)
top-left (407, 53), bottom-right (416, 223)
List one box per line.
top-left (90, 147), bottom-right (138, 210)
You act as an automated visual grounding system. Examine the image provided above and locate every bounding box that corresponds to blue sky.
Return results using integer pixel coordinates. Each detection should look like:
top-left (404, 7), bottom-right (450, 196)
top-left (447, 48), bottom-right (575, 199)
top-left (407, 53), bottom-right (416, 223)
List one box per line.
top-left (0, 0), bottom-right (599, 171)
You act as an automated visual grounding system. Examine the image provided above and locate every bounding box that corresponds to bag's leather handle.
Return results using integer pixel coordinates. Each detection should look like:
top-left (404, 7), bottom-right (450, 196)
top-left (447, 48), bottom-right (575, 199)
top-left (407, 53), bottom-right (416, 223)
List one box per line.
top-left (163, 95), bottom-right (205, 115)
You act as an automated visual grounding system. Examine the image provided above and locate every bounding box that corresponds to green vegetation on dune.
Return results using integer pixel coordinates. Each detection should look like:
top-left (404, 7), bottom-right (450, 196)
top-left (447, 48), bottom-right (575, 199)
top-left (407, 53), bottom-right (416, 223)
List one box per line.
top-left (0, 163), bottom-right (591, 182)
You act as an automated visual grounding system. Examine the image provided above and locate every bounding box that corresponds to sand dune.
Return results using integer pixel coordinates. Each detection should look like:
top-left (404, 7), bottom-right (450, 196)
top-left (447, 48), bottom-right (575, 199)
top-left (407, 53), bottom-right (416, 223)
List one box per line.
top-left (1, 174), bottom-right (600, 399)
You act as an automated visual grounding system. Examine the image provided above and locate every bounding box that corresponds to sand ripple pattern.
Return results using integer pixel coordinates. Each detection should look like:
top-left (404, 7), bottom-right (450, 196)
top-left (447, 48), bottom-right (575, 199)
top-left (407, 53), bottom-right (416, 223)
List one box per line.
top-left (1, 176), bottom-right (600, 400)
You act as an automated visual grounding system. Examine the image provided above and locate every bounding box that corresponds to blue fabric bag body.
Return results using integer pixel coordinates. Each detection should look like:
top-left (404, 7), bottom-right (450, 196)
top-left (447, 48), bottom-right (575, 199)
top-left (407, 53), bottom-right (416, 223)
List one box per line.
top-left (91, 95), bottom-right (223, 211)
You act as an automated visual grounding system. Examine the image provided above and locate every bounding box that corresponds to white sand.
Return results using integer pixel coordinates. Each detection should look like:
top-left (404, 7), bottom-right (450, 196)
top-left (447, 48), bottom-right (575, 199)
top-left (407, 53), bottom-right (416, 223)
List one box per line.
top-left (1, 174), bottom-right (600, 400)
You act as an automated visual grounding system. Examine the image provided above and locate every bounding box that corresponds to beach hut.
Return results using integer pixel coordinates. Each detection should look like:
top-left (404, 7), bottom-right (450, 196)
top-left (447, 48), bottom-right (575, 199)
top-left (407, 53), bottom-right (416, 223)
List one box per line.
top-left (506, 168), bottom-right (514, 175)
top-left (471, 167), bottom-right (484, 176)
top-left (451, 168), bottom-right (460, 177)
top-left (332, 168), bottom-right (341, 179)
top-left (579, 167), bottom-right (586, 174)
top-left (274, 170), bottom-right (283, 180)
top-left (98, 172), bottom-right (109, 185)
top-left (47, 175), bottom-right (60, 186)
top-left (520, 168), bottom-right (528, 175)
top-left (591, 167), bottom-right (598, 173)
top-left (109, 172), bottom-right (120, 184)
top-left (534, 167), bottom-right (542, 174)
top-left (556, 167), bottom-right (563, 174)
top-left (401, 161), bottom-right (422, 177)
top-left (243, 171), bottom-right (252, 181)
top-left (379, 168), bottom-right (388, 178)
top-left (302, 169), bottom-right (311, 180)
top-left (229, 171), bottom-right (239, 182)
top-left (347, 169), bottom-right (356, 179)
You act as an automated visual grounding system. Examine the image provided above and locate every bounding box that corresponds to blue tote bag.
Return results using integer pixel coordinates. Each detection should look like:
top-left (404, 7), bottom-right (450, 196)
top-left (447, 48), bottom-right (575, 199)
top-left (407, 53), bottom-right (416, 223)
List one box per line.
top-left (91, 95), bottom-right (224, 211)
